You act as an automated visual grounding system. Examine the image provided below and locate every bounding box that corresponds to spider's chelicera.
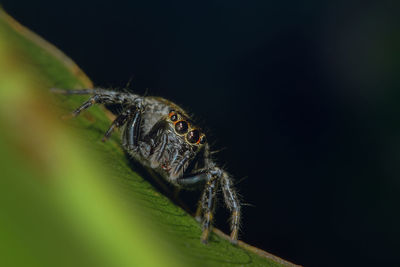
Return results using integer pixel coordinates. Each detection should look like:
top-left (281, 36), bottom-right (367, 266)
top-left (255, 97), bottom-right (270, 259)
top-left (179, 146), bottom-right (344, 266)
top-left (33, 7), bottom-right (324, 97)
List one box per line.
top-left (52, 88), bottom-right (241, 244)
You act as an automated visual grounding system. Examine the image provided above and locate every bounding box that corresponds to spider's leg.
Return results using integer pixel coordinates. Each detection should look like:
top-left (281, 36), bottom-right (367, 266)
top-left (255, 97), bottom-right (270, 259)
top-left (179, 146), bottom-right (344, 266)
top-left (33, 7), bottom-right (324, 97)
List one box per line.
top-left (51, 88), bottom-right (141, 116)
top-left (176, 172), bottom-right (209, 187)
top-left (176, 170), bottom-right (216, 241)
top-left (195, 203), bottom-right (202, 223)
top-left (219, 169), bottom-right (241, 243)
top-left (122, 105), bottom-right (144, 150)
top-left (102, 108), bottom-right (133, 142)
top-left (199, 174), bottom-right (218, 244)
top-left (175, 171), bottom-right (209, 222)
top-left (51, 88), bottom-right (141, 101)
top-left (69, 95), bottom-right (100, 117)
top-left (51, 88), bottom-right (101, 95)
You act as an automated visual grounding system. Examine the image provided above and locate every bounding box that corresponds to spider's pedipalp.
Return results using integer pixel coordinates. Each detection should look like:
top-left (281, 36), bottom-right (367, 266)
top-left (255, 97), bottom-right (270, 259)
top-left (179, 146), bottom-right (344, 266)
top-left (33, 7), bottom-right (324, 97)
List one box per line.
top-left (172, 150), bottom-right (192, 178)
top-left (150, 133), bottom-right (168, 167)
top-left (141, 118), bottom-right (170, 168)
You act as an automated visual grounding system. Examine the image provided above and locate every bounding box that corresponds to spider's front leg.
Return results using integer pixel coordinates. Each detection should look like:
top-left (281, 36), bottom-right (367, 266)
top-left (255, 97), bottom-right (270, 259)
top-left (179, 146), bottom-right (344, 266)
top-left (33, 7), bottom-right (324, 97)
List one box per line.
top-left (51, 88), bottom-right (145, 144)
top-left (220, 169), bottom-right (241, 243)
top-left (175, 171), bottom-right (216, 243)
top-left (199, 174), bottom-right (219, 244)
top-left (198, 169), bottom-right (242, 244)
top-left (176, 167), bottom-right (241, 244)
top-left (122, 102), bottom-right (145, 150)
top-left (51, 88), bottom-right (141, 117)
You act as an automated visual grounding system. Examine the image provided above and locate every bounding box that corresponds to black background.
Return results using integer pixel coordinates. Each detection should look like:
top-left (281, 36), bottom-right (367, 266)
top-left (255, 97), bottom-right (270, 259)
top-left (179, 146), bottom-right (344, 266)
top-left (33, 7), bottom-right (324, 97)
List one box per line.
top-left (3, 1), bottom-right (400, 266)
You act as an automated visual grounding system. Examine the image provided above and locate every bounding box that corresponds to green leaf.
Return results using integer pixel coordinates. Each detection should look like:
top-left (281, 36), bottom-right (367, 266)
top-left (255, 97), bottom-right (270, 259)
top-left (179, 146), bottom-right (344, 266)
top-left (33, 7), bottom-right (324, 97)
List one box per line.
top-left (0, 9), bottom-right (299, 267)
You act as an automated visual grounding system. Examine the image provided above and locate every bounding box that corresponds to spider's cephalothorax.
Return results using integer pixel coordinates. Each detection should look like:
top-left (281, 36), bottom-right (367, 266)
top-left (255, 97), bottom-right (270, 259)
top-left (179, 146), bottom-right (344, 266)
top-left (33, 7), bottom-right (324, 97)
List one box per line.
top-left (52, 88), bottom-right (241, 244)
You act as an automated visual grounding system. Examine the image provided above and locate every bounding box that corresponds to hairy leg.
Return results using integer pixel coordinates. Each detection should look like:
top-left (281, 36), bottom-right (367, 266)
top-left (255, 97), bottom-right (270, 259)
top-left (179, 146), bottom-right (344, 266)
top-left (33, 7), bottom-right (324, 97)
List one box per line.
top-left (199, 176), bottom-right (218, 243)
top-left (220, 170), bottom-right (241, 243)
top-left (122, 106), bottom-right (144, 151)
top-left (102, 107), bottom-right (134, 142)
top-left (176, 172), bottom-right (209, 187)
top-left (51, 88), bottom-right (141, 116)
top-left (176, 171), bottom-right (208, 221)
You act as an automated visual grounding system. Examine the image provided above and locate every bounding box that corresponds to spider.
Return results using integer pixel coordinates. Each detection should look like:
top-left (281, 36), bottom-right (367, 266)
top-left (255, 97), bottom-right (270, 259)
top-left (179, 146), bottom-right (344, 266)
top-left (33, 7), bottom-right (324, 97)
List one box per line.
top-left (51, 87), bottom-right (241, 244)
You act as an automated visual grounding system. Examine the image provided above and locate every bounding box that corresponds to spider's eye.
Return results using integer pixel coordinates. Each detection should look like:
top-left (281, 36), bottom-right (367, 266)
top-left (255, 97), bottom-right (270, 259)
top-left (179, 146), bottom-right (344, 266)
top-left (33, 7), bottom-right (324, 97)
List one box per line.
top-left (170, 114), bottom-right (178, 122)
top-left (187, 129), bottom-right (200, 144)
top-left (169, 110), bottom-right (178, 122)
top-left (199, 135), bottom-right (206, 144)
top-left (175, 120), bottom-right (189, 134)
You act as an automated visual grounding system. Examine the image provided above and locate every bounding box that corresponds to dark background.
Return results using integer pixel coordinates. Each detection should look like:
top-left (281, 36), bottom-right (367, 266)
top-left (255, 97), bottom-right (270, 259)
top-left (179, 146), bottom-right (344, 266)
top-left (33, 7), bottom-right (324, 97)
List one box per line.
top-left (3, 1), bottom-right (400, 266)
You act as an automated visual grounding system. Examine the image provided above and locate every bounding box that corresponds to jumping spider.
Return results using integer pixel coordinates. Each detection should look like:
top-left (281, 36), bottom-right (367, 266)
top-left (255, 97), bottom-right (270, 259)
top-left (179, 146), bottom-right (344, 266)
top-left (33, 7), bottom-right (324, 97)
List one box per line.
top-left (52, 88), bottom-right (241, 244)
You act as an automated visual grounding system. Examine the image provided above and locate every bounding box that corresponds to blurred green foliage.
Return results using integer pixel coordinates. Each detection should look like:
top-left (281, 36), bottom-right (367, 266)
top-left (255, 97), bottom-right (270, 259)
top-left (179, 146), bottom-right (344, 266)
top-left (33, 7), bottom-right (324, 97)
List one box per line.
top-left (0, 10), bottom-right (294, 267)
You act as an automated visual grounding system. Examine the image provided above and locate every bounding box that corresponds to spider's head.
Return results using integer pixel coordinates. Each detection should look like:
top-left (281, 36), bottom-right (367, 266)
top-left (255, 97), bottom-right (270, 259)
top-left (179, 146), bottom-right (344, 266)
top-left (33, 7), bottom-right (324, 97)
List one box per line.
top-left (167, 110), bottom-right (206, 147)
